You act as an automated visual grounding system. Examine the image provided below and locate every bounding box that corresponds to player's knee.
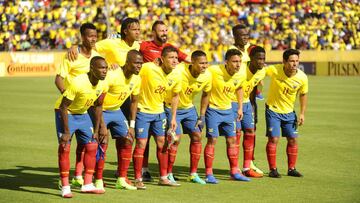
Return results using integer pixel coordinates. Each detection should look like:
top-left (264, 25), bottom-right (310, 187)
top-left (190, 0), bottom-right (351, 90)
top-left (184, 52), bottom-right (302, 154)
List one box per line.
top-left (226, 136), bottom-right (236, 146)
top-left (206, 137), bottom-right (217, 145)
top-left (268, 137), bottom-right (279, 144)
top-left (136, 138), bottom-right (148, 148)
top-left (287, 137), bottom-right (297, 146)
top-left (245, 128), bottom-right (254, 134)
top-left (191, 132), bottom-right (202, 142)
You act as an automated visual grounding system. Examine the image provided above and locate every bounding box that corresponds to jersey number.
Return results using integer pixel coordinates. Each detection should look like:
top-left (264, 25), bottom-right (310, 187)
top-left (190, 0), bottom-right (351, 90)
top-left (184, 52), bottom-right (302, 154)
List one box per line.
top-left (184, 87), bottom-right (194, 95)
top-left (118, 92), bottom-right (127, 101)
top-left (85, 99), bottom-right (94, 107)
top-left (155, 85), bottom-right (166, 94)
top-left (223, 86), bottom-right (231, 94)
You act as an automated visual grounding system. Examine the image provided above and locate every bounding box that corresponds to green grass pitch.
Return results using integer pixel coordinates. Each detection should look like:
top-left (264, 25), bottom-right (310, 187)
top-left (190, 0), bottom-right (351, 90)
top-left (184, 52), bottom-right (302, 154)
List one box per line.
top-left (0, 76), bottom-right (359, 202)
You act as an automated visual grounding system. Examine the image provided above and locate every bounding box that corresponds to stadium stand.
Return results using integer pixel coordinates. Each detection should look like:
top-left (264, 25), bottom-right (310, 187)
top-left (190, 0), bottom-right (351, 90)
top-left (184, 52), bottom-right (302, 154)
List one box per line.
top-left (0, 0), bottom-right (359, 62)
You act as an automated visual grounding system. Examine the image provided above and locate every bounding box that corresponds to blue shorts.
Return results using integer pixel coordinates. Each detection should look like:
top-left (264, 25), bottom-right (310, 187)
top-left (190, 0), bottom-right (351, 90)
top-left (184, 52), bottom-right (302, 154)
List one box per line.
top-left (103, 109), bottom-right (128, 138)
top-left (232, 102), bottom-right (255, 130)
top-left (55, 110), bottom-right (95, 144)
top-left (265, 107), bottom-right (298, 138)
top-left (165, 107), bottom-right (200, 135)
top-left (205, 107), bottom-right (236, 138)
top-left (135, 111), bottom-right (166, 139)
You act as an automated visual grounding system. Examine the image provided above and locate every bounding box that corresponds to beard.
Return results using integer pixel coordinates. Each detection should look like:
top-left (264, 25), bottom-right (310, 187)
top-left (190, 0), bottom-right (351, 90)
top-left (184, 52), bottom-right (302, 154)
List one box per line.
top-left (156, 34), bottom-right (167, 44)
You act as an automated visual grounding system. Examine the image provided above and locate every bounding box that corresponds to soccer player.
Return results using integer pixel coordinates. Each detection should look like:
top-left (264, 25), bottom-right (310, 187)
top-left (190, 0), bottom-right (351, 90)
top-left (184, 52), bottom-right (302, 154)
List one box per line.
top-left (230, 46), bottom-right (267, 178)
top-left (55, 56), bottom-right (108, 198)
top-left (265, 49), bottom-right (308, 178)
top-left (92, 50), bottom-right (143, 191)
top-left (204, 49), bottom-right (250, 184)
top-left (140, 20), bottom-right (190, 181)
top-left (164, 50), bottom-right (211, 185)
top-left (230, 24), bottom-right (264, 174)
top-left (132, 46), bottom-right (181, 189)
top-left (55, 22), bottom-right (99, 187)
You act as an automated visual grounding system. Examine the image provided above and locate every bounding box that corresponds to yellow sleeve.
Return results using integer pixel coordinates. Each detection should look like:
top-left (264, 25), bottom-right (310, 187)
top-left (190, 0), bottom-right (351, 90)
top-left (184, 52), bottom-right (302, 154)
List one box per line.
top-left (248, 68), bottom-right (266, 87)
top-left (95, 39), bottom-right (110, 57)
top-left (62, 81), bottom-right (77, 101)
top-left (57, 55), bottom-right (70, 78)
top-left (132, 78), bottom-right (141, 96)
top-left (299, 75), bottom-right (308, 94)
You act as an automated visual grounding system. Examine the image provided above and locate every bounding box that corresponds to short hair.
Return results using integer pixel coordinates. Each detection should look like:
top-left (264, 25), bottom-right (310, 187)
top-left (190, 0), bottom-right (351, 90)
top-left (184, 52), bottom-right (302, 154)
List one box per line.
top-left (225, 49), bottom-right (242, 60)
top-left (90, 56), bottom-right (106, 68)
top-left (249, 45), bottom-right (265, 57)
top-left (120, 18), bottom-right (140, 39)
top-left (126, 49), bottom-right (143, 61)
top-left (161, 46), bottom-right (178, 57)
top-left (283, 49), bottom-right (300, 61)
top-left (152, 20), bottom-right (166, 31)
top-left (80, 23), bottom-right (96, 36)
top-left (191, 50), bottom-right (206, 61)
top-left (232, 24), bottom-right (247, 36)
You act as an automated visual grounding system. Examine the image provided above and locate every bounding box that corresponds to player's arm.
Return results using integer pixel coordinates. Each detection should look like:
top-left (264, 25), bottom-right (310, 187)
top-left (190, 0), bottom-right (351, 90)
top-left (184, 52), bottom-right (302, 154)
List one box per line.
top-left (55, 75), bottom-right (66, 94)
top-left (298, 93), bottom-right (307, 126)
top-left (92, 93), bottom-right (106, 142)
top-left (128, 94), bottom-right (139, 138)
top-left (196, 91), bottom-right (210, 130)
top-left (235, 87), bottom-right (244, 121)
top-left (59, 97), bottom-right (72, 145)
top-left (170, 92), bottom-right (180, 131)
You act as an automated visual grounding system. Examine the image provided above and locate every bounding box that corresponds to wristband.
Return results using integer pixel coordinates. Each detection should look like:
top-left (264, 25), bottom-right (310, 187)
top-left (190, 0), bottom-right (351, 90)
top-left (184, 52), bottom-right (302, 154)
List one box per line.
top-left (130, 120), bottom-right (135, 128)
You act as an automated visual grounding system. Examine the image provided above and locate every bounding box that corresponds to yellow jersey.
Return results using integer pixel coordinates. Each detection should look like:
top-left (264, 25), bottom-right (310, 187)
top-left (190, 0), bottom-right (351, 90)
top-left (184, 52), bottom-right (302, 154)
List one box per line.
top-left (102, 68), bottom-right (141, 111)
top-left (229, 43), bottom-right (251, 65)
top-left (208, 65), bottom-right (246, 110)
top-left (56, 50), bottom-right (100, 87)
top-left (164, 63), bottom-right (212, 109)
top-left (266, 64), bottom-right (308, 114)
top-left (54, 74), bottom-right (107, 114)
top-left (96, 39), bottom-right (140, 67)
top-left (138, 62), bottom-right (181, 114)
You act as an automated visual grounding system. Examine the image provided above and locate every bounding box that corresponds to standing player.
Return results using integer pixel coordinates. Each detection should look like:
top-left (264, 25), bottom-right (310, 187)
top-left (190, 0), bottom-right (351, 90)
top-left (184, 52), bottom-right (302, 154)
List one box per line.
top-left (55, 56), bottom-right (108, 198)
top-left (140, 20), bottom-right (190, 181)
top-left (204, 49), bottom-right (250, 184)
top-left (92, 50), bottom-right (143, 191)
top-left (164, 50), bottom-right (211, 185)
top-left (265, 49), bottom-right (308, 178)
top-left (55, 23), bottom-right (99, 187)
top-left (231, 24), bottom-right (264, 175)
top-left (132, 46), bottom-right (181, 189)
top-left (230, 46), bottom-right (267, 178)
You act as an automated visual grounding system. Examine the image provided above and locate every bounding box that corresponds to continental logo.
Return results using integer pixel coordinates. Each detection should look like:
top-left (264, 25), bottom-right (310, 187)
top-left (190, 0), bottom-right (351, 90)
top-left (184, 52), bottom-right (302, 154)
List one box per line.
top-left (7, 64), bottom-right (56, 75)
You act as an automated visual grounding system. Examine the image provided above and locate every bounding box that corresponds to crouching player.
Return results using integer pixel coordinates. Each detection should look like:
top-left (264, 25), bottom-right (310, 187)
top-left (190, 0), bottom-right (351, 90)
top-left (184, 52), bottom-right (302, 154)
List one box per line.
top-left (132, 46), bottom-right (181, 189)
top-left (204, 49), bottom-right (250, 184)
top-left (164, 50), bottom-right (211, 185)
top-left (55, 56), bottom-right (107, 198)
top-left (92, 50), bottom-right (143, 191)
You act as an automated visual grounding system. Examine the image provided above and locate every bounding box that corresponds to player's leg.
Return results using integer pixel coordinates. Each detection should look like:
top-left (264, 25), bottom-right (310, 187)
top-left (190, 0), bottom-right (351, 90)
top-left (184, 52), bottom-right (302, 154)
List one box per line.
top-left (55, 110), bottom-right (74, 198)
top-left (110, 109), bottom-right (137, 190)
top-left (204, 107), bottom-right (220, 184)
top-left (133, 112), bottom-right (151, 189)
top-left (265, 107), bottom-right (281, 178)
top-left (76, 114), bottom-right (104, 194)
top-left (152, 113), bottom-right (178, 186)
top-left (182, 107), bottom-right (206, 184)
top-left (141, 139), bottom-right (152, 182)
top-left (231, 102), bottom-right (242, 171)
top-left (73, 142), bottom-right (85, 187)
top-left (242, 103), bottom-right (263, 177)
top-left (283, 112), bottom-right (303, 177)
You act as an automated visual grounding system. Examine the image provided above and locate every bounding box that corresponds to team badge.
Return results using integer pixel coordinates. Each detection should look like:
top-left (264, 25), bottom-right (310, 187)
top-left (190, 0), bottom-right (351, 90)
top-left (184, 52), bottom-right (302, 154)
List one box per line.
top-left (233, 79), bottom-right (239, 86)
top-left (168, 79), bottom-right (173, 86)
top-left (96, 90), bottom-right (101, 96)
top-left (129, 83), bottom-right (134, 91)
top-left (209, 128), bottom-right (214, 133)
top-left (138, 128), bottom-right (144, 133)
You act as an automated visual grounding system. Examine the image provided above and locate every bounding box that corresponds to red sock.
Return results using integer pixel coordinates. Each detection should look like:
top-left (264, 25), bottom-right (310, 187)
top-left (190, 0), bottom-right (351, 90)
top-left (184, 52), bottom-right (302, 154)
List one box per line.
top-left (167, 144), bottom-right (178, 173)
top-left (204, 145), bottom-right (215, 175)
top-left (189, 141), bottom-right (202, 174)
top-left (74, 144), bottom-right (85, 177)
top-left (227, 146), bottom-right (239, 175)
top-left (84, 142), bottom-right (98, 185)
top-left (95, 144), bottom-right (108, 180)
top-left (157, 146), bottom-right (168, 177)
top-left (235, 131), bottom-right (242, 163)
top-left (119, 142), bottom-right (132, 178)
top-left (287, 143), bottom-right (298, 169)
top-left (133, 146), bottom-right (145, 180)
top-left (266, 142), bottom-right (277, 169)
top-left (58, 144), bottom-right (71, 186)
top-left (142, 141), bottom-right (150, 168)
top-left (252, 134), bottom-right (256, 160)
top-left (243, 132), bottom-right (255, 169)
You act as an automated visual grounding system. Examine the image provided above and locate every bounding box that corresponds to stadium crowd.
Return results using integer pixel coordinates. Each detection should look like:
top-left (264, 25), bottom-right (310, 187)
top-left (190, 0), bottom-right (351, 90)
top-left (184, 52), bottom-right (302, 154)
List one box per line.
top-left (0, 0), bottom-right (359, 62)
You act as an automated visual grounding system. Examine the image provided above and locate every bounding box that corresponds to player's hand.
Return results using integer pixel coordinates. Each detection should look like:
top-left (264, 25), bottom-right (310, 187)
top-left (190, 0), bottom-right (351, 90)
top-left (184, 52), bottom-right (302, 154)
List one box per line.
top-left (109, 63), bottom-right (120, 70)
top-left (67, 46), bottom-right (79, 62)
top-left (98, 125), bottom-right (108, 144)
top-left (60, 133), bottom-right (71, 145)
top-left (126, 127), bottom-right (135, 143)
top-left (237, 109), bottom-right (243, 121)
top-left (195, 115), bottom-right (205, 130)
top-left (170, 118), bottom-right (177, 132)
top-left (93, 132), bottom-right (99, 143)
top-left (298, 114), bottom-right (305, 126)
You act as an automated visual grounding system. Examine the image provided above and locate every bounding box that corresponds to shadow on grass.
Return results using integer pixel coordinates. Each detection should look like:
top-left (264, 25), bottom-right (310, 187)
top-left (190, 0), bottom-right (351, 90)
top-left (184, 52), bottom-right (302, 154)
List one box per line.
top-left (0, 166), bottom-right (59, 196)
